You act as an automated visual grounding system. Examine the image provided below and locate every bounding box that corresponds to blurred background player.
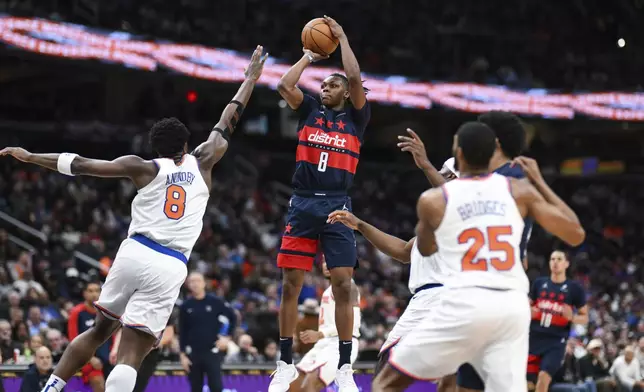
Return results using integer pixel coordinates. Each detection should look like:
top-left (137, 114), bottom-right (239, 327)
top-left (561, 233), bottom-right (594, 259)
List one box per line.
top-left (0, 47), bottom-right (267, 392)
top-left (68, 282), bottom-right (108, 392)
top-left (374, 121), bottom-right (585, 392)
top-left (529, 250), bottom-right (588, 392)
top-left (290, 261), bottom-right (360, 392)
top-left (179, 272), bottom-right (236, 392)
top-left (271, 16), bottom-right (370, 392)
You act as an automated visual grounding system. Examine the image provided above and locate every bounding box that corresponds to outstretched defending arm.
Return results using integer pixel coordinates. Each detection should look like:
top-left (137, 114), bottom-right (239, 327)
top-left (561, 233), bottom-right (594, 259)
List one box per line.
top-left (397, 128), bottom-right (450, 187)
top-left (324, 16), bottom-right (367, 110)
top-left (327, 210), bottom-right (414, 263)
top-left (0, 148), bottom-right (157, 189)
top-left (193, 46), bottom-right (268, 172)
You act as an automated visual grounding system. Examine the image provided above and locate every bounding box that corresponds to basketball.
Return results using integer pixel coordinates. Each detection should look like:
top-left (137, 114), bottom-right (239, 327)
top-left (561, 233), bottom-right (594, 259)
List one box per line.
top-left (301, 18), bottom-right (339, 56)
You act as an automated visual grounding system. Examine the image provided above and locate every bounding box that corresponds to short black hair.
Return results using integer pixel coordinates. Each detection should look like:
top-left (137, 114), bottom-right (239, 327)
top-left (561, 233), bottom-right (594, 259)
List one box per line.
top-left (149, 117), bottom-right (190, 158)
top-left (456, 122), bottom-right (496, 170)
top-left (328, 73), bottom-right (370, 97)
top-left (477, 111), bottom-right (526, 159)
top-left (551, 249), bottom-right (570, 261)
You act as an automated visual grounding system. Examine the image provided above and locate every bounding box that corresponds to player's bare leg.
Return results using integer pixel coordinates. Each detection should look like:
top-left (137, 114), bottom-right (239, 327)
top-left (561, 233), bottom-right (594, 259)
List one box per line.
top-left (41, 313), bottom-right (120, 392)
top-left (104, 326), bottom-right (156, 392)
top-left (88, 375), bottom-right (106, 392)
top-left (329, 266), bottom-right (359, 391)
top-left (535, 371), bottom-right (552, 392)
top-left (269, 268), bottom-right (305, 392)
top-left (437, 374), bottom-right (457, 392)
top-left (372, 363), bottom-right (414, 392)
top-left (301, 373), bottom-right (326, 392)
top-left (288, 372), bottom-right (306, 392)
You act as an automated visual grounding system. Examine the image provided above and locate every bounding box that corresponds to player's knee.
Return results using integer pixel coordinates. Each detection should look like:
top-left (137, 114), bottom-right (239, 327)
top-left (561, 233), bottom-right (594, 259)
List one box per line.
top-left (536, 370), bottom-right (552, 385)
top-left (282, 270), bottom-right (304, 300)
top-left (330, 274), bottom-right (352, 303)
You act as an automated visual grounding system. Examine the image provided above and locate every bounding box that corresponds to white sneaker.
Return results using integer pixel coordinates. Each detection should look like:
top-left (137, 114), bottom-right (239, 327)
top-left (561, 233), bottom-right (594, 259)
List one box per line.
top-left (336, 364), bottom-right (359, 392)
top-left (268, 360), bottom-right (298, 392)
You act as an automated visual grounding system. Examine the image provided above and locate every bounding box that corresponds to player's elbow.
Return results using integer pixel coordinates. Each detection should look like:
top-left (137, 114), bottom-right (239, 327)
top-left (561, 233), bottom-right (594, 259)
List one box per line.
top-left (276, 80), bottom-right (292, 95)
top-left (565, 226), bottom-right (586, 247)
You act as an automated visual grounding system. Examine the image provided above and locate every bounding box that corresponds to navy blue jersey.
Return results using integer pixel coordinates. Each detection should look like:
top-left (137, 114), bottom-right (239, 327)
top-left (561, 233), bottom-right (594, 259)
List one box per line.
top-left (493, 162), bottom-right (533, 260)
top-left (292, 94), bottom-right (370, 192)
top-left (530, 277), bottom-right (586, 339)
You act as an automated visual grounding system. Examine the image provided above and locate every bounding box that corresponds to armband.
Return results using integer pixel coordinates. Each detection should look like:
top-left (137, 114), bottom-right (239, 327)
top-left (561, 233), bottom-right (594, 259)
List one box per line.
top-left (213, 127), bottom-right (231, 142)
top-left (229, 100), bottom-right (245, 127)
top-left (57, 153), bottom-right (78, 176)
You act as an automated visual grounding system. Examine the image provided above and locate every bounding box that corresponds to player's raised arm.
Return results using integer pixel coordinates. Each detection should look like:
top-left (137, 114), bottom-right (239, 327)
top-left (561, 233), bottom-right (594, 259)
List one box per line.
top-left (327, 210), bottom-right (414, 263)
top-left (511, 178), bottom-right (585, 246)
top-left (276, 49), bottom-right (327, 110)
top-left (398, 128), bottom-right (450, 187)
top-left (415, 188), bottom-right (445, 257)
top-left (0, 148), bottom-right (157, 189)
top-left (324, 16), bottom-right (366, 110)
top-left (193, 46), bottom-right (268, 172)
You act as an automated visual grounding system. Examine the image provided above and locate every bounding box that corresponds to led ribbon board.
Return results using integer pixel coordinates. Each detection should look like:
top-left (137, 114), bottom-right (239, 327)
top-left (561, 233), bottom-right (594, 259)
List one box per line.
top-left (2, 16), bottom-right (644, 121)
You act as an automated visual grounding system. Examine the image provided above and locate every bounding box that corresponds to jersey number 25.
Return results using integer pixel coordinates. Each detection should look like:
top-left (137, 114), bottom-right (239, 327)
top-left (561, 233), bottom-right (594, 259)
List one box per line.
top-left (458, 226), bottom-right (515, 271)
top-left (164, 185), bottom-right (186, 220)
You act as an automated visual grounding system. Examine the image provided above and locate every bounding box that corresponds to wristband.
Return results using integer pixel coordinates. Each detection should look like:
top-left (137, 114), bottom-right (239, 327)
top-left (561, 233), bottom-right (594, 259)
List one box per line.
top-left (214, 127), bottom-right (231, 142)
top-left (57, 153), bottom-right (78, 176)
top-left (306, 53), bottom-right (314, 63)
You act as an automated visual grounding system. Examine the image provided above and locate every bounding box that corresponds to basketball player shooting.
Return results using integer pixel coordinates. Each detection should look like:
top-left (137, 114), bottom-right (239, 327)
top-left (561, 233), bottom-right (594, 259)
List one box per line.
top-left (1, 46), bottom-right (267, 392)
top-left (373, 122), bottom-right (585, 392)
top-left (270, 15), bottom-right (369, 392)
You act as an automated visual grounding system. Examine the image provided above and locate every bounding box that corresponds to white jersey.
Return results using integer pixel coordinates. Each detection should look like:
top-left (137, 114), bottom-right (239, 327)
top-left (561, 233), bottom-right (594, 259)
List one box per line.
top-left (407, 239), bottom-right (452, 294)
top-left (319, 284), bottom-right (361, 338)
top-left (128, 155), bottom-right (209, 258)
top-left (435, 173), bottom-right (529, 293)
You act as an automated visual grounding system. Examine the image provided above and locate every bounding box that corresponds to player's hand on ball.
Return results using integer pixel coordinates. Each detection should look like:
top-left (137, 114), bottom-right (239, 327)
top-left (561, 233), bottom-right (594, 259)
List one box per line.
top-left (511, 156), bottom-right (545, 184)
top-left (327, 210), bottom-right (361, 230)
top-left (0, 147), bottom-right (31, 162)
top-left (244, 45), bottom-right (269, 82)
top-left (323, 15), bottom-right (345, 39)
top-left (302, 48), bottom-right (329, 63)
top-left (300, 330), bottom-right (323, 344)
top-left (398, 129), bottom-right (431, 171)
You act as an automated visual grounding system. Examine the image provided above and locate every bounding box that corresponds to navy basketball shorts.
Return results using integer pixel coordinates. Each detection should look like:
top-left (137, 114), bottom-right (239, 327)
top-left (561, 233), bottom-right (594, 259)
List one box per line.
top-left (456, 363), bottom-right (485, 390)
top-left (277, 194), bottom-right (357, 271)
top-left (527, 334), bottom-right (566, 382)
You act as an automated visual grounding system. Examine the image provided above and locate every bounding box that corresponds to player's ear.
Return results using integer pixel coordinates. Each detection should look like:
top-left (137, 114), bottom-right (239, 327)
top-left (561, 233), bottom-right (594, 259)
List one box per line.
top-left (343, 90), bottom-right (350, 100)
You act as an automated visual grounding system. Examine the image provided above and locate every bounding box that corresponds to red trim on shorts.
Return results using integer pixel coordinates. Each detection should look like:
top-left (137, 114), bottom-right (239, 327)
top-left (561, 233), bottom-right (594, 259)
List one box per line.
top-left (277, 253), bottom-right (314, 271)
top-left (280, 236), bottom-right (319, 254)
top-left (387, 346), bottom-right (439, 382)
top-left (93, 302), bottom-right (121, 320)
top-left (527, 354), bottom-right (541, 374)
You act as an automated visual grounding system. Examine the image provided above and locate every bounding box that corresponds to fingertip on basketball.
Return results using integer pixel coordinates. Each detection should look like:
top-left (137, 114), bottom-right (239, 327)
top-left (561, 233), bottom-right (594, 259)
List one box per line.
top-left (302, 18), bottom-right (339, 56)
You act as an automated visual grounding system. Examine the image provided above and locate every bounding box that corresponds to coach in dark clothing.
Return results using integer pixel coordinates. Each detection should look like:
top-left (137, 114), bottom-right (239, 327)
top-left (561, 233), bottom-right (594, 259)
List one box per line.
top-left (20, 347), bottom-right (57, 392)
top-left (180, 272), bottom-right (236, 392)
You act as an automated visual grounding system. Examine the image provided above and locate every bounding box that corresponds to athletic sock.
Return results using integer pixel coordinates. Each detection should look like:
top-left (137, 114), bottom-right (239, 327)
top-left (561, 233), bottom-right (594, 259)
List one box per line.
top-left (105, 364), bottom-right (137, 392)
top-left (339, 340), bottom-right (352, 368)
top-left (42, 375), bottom-right (66, 392)
top-left (279, 336), bottom-right (293, 364)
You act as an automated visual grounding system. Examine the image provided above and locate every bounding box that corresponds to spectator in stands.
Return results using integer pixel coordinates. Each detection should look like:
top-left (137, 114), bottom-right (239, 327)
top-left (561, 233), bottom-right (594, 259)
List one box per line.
top-left (45, 329), bottom-right (66, 363)
top-left (180, 272), bottom-right (235, 392)
top-left (68, 282), bottom-right (107, 392)
top-left (636, 338), bottom-right (644, 376)
top-left (0, 269), bottom-right (13, 299)
top-left (19, 346), bottom-right (56, 392)
top-left (13, 321), bottom-right (30, 346)
top-left (610, 346), bottom-right (644, 392)
top-left (27, 306), bottom-right (48, 337)
top-left (579, 339), bottom-right (617, 392)
top-left (294, 299), bottom-right (319, 356)
top-left (0, 319), bottom-right (22, 362)
top-left (226, 334), bottom-right (259, 363)
top-left (261, 339), bottom-right (279, 362)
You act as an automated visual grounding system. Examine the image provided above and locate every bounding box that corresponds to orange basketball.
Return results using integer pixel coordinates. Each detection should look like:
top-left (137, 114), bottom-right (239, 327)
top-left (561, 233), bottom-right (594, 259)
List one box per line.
top-left (301, 18), bottom-right (339, 56)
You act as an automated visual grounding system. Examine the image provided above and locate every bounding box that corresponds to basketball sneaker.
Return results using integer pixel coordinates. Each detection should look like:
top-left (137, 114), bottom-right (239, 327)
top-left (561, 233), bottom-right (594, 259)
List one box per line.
top-left (335, 364), bottom-right (359, 392)
top-left (268, 360), bottom-right (298, 392)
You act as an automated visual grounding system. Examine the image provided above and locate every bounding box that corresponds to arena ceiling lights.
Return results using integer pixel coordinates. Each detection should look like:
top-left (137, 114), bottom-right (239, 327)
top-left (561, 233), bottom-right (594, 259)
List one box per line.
top-left (1, 16), bottom-right (644, 121)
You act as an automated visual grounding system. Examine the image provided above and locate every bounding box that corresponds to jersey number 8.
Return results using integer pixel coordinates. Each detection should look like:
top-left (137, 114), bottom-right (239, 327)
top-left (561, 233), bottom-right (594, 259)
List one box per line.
top-left (317, 152), bottom-right (329, 172)
top-left (458, 226), bottom-right (515, 271)
top-left (164, 185), bottom-right (186, 220)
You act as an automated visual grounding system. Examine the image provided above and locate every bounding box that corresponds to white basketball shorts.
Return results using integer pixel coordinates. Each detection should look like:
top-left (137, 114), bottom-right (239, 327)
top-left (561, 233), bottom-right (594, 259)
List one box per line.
top-left (297, 337), bottom-right (359, 386)
top-left (381, 284), bottom-right (445, 353)
top-left (388, 287), bottom-right (530, 392)
top-left (94, 235), bottom-right (188, 338)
